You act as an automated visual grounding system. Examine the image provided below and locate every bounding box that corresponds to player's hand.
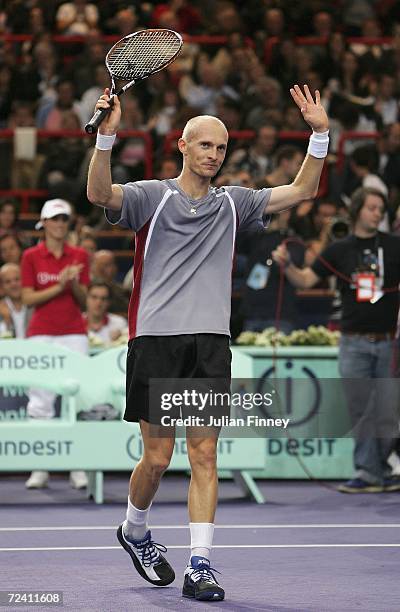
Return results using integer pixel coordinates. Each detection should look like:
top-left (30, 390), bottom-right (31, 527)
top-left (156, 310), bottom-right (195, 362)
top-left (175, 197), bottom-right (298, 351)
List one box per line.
top-left (272, 244), bottom-right (291, 267)
top-left (95, 87), bottom-right (121, 136)
top-left (290, 84), bottom-right (329, 133)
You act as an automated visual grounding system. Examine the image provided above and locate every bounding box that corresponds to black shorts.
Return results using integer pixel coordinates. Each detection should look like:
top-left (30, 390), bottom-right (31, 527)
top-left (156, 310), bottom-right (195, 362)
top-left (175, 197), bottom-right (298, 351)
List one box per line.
top-left (125, 334), bottom-right (231, 423)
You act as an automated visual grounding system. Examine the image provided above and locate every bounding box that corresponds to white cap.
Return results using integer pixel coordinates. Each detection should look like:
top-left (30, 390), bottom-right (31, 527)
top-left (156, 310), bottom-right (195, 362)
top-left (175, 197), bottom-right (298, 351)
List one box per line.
top-left (35, 199), bottom-right (72, 230)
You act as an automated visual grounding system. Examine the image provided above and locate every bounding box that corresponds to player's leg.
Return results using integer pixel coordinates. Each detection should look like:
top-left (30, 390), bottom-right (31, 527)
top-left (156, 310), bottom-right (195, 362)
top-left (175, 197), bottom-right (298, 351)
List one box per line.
top-left (118, 420), bottom-right (176, 586)
top-left (182, 431), bottom-right (224, 601)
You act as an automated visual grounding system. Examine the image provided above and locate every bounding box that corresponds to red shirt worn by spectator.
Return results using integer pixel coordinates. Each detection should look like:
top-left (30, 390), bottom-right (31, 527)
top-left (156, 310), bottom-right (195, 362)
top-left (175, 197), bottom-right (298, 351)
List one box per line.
top-left (21, 242), bottom-right (90, 336)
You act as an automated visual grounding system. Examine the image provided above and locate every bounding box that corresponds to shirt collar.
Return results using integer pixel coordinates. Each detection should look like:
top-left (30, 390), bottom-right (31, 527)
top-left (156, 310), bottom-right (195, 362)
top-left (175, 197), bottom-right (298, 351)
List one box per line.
top-left (39, 241), bottom-right (72, 258)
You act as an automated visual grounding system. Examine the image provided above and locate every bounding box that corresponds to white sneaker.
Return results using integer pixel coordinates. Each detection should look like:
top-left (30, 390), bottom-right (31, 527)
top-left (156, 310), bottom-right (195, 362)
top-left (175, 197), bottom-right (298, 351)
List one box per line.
top-left (25, 471), bottom-right (49, 489)
top-left (69, 471), bottom-right (88, 489)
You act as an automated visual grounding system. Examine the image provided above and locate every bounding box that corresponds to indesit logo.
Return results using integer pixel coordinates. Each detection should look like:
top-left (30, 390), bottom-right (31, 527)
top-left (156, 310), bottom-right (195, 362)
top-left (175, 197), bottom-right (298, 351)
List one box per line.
top-left (257, 360), bottom-right (321, 426)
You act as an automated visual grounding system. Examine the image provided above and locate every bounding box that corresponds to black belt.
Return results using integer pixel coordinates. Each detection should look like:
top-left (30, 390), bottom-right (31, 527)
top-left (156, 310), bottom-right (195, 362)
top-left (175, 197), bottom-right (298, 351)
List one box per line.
top-left (343, 331), bottom-right (396, 342)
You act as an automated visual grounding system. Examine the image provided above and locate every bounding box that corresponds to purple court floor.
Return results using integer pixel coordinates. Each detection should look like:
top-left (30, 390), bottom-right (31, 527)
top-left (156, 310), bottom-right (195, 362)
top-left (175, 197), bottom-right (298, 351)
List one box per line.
top-left (1, 474), bottom-right (400, 611)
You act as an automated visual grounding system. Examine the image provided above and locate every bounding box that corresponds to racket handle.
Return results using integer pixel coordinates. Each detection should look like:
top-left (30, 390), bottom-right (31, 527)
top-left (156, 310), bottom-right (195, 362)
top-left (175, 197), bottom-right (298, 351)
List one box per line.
top-left (85, 106), bottom-right (112, 134)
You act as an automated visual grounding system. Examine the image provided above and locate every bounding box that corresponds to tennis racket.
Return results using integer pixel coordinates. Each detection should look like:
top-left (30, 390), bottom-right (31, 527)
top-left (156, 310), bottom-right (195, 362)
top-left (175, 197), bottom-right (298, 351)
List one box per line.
top-left (85, 28), bottom-right (183, 134)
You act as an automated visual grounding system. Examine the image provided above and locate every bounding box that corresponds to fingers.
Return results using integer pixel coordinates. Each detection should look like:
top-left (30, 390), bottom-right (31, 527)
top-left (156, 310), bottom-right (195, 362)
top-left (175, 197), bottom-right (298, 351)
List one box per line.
top-left (290, 84), bottom-right (318, 108)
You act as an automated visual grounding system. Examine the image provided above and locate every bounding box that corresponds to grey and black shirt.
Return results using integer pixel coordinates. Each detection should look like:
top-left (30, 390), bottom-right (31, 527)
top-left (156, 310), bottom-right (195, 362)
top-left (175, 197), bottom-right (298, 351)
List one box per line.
top-left (105, 178), bottom-right (271, 339)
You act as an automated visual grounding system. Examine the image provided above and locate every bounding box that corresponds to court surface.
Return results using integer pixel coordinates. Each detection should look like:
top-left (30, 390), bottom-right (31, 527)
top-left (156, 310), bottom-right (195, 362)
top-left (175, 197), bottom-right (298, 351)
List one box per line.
top-left (1, 475), bottom-right (399, 611)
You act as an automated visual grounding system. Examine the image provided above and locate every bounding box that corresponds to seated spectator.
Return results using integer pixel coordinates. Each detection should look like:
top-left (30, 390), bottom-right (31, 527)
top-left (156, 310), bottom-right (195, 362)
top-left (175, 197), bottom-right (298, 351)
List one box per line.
top-left (38, 80), bottom-right (82, 131)
top-left (0, 262), bottom-right (30, 338)
top-left (373, 74), bottom-right (398, 126)
top-left (0, 198), bottom-right (20, 237)
top-left (151, 0), bottom-right (203, 34)
top-left (263, 145), bottom-right (304, 188)
top-left (56, 0), bottom-right (99, 35)
top-left (79, 235), bottom-right (97, 263)
top-left (84, 281), bottom-right (128, 347)
top-left (38, 110), bottom-right (88, 204)
top-left (91, 250), bottom-right (129, 314)
top-left (77, 64), bottom-right (109, 127)
top-left (0, 233), bottom-right (23, 266)
top-left (225, 124), bottom-right (278, 180)
top-left (179, 56), bottom-right (239, 116)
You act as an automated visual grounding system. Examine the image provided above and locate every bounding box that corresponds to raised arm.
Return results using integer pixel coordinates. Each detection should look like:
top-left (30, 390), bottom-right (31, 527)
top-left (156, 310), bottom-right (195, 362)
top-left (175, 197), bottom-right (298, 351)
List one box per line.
top-left (267, 85), bottom-right (329, 214)
top-left (87, 88), bottom-right (124, 211)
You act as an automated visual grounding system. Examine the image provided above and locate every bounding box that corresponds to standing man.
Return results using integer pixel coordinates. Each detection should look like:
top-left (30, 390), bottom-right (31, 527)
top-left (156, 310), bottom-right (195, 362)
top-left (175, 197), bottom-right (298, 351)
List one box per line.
top-left (87, 84), bottom-right (329, 601)
top-left (21, 199), bottom-right (90, 490)
top-left (273, 187), bottom-right (400, 493)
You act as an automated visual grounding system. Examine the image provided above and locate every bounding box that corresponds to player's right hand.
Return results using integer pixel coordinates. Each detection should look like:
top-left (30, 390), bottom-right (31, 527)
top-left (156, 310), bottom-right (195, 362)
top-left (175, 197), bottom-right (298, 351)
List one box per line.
top-left (272, 244), bottom-right (290, 267)
top-left (96, 88), bottom-right (121, 136)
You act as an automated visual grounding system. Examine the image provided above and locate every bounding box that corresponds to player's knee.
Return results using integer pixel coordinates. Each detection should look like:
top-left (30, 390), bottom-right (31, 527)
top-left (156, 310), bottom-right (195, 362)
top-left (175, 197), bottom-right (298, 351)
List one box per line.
top-left (188, 445), bottom-right (217, 472)
top-left (144, 454), bottom-right (171, 477)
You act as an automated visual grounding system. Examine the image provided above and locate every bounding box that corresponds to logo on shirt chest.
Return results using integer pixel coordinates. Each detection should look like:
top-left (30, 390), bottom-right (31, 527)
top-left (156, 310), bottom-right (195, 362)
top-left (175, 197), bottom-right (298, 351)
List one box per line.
top-left (37, 272), bottom-right (60, 284)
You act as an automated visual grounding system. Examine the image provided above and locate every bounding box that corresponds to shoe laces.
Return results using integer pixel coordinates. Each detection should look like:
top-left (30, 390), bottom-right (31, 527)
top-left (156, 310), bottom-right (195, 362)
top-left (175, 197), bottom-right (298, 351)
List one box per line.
top-left (191, 563), bottom-right (221, 584)
top-left (134, 537), bottom-right (167, 567)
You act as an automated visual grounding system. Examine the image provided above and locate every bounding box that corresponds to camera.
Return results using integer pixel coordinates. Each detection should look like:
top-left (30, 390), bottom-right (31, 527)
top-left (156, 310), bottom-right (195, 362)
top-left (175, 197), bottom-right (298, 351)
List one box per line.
top-left (329, 217), bottom-right (350, 241)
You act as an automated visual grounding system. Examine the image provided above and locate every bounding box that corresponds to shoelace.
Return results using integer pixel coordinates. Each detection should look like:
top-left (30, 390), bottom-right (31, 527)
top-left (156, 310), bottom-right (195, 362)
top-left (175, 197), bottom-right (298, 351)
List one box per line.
top-left (134, 538), bottom-right (167, 567)
top-left (190, 564), bottom-right (221, 584)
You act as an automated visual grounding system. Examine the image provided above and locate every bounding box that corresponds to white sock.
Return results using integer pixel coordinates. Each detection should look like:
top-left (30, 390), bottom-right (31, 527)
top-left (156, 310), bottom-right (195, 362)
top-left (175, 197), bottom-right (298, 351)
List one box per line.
top-left (123, 497), bottom-right (151, 541)
top-left (189, 522), bottom-right (214, 562)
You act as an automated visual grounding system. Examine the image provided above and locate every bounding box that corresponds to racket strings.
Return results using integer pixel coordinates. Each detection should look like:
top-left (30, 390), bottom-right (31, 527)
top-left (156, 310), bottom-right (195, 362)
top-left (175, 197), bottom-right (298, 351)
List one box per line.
top-left (107, 31), bottom-right (182, 81)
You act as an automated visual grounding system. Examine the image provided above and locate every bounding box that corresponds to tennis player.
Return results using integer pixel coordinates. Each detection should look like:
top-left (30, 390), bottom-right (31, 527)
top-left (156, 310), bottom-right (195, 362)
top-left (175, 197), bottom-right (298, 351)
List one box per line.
top-left (87, 84), bottom-right (329, 602)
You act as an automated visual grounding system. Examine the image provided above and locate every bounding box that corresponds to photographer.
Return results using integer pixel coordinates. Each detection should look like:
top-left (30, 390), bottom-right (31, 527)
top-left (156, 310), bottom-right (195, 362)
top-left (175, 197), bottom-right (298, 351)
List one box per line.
top-left (273, 187), bottom-right (400, 493)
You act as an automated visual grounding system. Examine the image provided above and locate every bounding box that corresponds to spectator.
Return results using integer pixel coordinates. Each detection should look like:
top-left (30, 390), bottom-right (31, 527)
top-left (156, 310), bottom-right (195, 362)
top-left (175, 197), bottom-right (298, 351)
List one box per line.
top-left (0, 199), bottom-right (19, 237)
top-left (290, 199), bottom-right (338, 243)
top-left (38, 80), bottom-right (82, 131)
top-left (77, 64), bottom-right (110, 127)
top-left (84, 281), bottom-right (128, 347)
top-left (0, 233), bottom-right (23, 265)
top-left (21, 198), bottom-right (90, 490)
top-left (241, 210), bottom-right (305, 334)
top-left (264, 146), bottom-right (304, 188)
top-left (0, 262), bottom-right (30, 338)
top-left (225, 124), bottom-right (278, 180)
top-left (79, 235), bottom-right (97, 262)
top-left (373, 74), bottom-right (398, 126)
top-left (312, 11), bottom-right (334, 38)
top-left (273, 187), bottom-right (400, 493)
top-left (55, 0), bottom-right (99, 35)
top-left (39, 110), bottom-right (88, 205)
top-left (91, 250), bottom-right (129, 313)
top-left (180, 62), bottom-right (239, 116)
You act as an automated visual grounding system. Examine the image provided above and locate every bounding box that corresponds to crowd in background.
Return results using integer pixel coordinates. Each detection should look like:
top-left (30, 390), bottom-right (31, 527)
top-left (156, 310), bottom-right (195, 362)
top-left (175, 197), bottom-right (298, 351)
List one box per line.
top-left (1, 0), bottom-right (400, 336)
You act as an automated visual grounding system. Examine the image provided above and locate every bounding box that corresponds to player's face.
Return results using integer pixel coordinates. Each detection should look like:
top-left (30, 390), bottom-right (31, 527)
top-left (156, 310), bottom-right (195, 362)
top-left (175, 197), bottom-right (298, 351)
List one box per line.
top-left (44, 214), bottom-right (70, 240)
top-left (357, 195), bottom-right (385, 232)
top-left (183, 126), bottom-right (228, 178)
top-left (87, 287), bottom-right (109, 317)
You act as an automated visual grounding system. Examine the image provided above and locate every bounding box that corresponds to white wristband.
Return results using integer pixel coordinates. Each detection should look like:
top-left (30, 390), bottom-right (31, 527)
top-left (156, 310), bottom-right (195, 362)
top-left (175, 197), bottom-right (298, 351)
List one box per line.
top-left (307, 130), bottom-right (329, 159)
top-left (95, 133), bottom-right (116, 151)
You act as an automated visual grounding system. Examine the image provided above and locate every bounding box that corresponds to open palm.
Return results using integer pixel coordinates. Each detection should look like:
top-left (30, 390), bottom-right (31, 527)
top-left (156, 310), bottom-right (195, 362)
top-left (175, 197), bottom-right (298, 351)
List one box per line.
top-left (290, 84), bottom-right (329, 133)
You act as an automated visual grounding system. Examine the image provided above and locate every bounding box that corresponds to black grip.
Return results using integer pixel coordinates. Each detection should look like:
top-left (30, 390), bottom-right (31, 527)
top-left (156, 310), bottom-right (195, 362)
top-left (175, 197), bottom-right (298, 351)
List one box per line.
top-left (85, 106), bottom-right (112, 134)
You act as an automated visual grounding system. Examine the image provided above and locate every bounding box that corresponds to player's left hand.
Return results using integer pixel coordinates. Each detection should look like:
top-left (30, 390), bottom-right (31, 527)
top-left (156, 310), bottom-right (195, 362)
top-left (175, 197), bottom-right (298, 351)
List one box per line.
top-left (290, 84), bottom-right (329, 133)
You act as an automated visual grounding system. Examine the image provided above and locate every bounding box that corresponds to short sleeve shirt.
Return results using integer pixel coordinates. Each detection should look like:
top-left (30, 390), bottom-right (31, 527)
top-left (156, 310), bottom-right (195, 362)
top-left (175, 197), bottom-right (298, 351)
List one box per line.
top-left (105, 178), bottom-right (271, 339)
top-left (21, 242), bottom-right (90, 337)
